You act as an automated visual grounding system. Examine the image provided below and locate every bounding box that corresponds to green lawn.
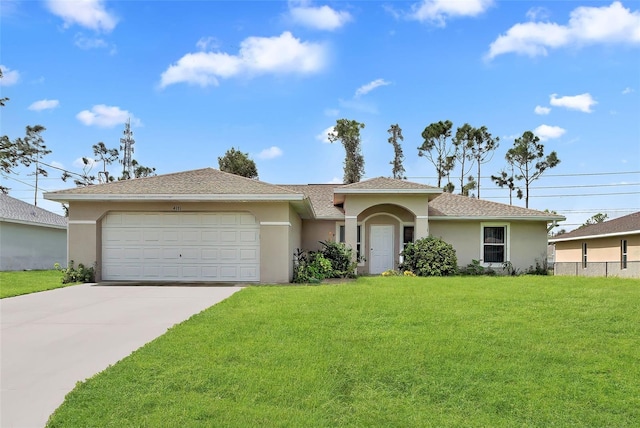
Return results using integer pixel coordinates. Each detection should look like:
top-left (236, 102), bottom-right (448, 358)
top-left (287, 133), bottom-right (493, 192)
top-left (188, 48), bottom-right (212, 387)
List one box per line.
top-left (47, 276), bottom-right (639, 427)
top-left (0, 270), bottom-right (75, 298)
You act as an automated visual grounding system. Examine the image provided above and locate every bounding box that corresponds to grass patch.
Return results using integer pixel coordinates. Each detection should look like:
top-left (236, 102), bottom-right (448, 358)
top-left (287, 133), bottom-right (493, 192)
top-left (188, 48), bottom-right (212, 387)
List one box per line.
top-left (47, 276), bottom-right (640, 427)
top-left (0, 270), bottom-right (76, 298)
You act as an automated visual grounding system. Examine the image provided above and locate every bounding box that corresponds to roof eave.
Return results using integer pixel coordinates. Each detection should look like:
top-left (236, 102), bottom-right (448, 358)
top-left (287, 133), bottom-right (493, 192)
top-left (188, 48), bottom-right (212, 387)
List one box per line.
top-left (549, 229), bottom-right (640, 243)
top-left (334, 189), bottom-right (442, 195)
top-left (44, 193), bottom-right (306, 202)
top-left (429, 215), bottom-right (566, 222)
top-left (0, 217), bottom-right (67, 229)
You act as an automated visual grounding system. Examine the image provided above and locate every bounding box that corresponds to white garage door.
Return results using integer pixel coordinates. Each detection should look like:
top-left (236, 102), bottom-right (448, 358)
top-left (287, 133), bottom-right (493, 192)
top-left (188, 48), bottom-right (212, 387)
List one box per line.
top-left (102, 212), bottom-right (260, 282)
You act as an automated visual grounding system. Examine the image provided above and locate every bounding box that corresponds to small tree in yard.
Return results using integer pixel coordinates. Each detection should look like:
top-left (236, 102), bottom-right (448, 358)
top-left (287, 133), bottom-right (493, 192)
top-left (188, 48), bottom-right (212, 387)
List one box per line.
top-left (400, 236), bottom-right (458, 276)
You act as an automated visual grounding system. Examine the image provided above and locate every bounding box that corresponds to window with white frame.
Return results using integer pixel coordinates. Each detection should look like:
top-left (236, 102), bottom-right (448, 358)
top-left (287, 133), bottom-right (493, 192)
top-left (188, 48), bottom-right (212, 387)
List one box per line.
top-left (582, 242), bottom-right (588, 268)
top-left (621, 239), bottom-right (628, 269)
top-left (337, 223), bottom-right (362, 261)
top-left (482, 224), bottom-right (508, 264)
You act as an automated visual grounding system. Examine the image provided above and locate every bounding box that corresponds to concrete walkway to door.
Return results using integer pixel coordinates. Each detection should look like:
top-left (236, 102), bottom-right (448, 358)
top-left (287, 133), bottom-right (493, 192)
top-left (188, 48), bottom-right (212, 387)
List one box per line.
top-left (1, 284), bottom-right (242, 428)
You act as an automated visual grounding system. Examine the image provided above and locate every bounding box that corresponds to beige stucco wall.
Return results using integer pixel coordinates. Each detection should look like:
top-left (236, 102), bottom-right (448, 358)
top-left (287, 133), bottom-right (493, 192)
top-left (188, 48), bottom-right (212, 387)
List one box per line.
top-left (300, 219), bottom-right (336, 252)
top-left (555, 234), bottom-right (639, 263)
top-left (430, 220), bottom-right (549, 272)
top-left (287, 205), bottom-right (302, 282)
top-left (0, 222), bottom-right (67, 271)
top-left (66, 200), bottom-right (294, 283)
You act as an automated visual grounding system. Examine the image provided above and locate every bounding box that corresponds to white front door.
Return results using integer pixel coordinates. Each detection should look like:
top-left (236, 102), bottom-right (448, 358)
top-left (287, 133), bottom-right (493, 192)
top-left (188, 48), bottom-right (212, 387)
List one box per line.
top-left (370, 225), bottom-right (394, 274)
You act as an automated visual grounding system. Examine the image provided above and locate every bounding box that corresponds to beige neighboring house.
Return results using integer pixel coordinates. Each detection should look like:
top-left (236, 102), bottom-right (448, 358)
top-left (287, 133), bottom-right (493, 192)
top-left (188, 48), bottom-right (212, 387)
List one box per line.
top-left (549, 212), bottom-right (640, 278)
top-left (0, 194), bottom-right (67, 271)
top-left (44, 168), bottom-right (564, 283)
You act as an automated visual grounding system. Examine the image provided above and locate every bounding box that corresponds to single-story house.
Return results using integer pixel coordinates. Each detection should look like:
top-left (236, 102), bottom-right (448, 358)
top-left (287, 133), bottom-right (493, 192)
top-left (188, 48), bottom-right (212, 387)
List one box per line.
top-left (44, 168), bottom-right (564, 283)
top-left (0, 194), bottom-right (67, 271)
top-left (549, 211), bottom-right (639, 278)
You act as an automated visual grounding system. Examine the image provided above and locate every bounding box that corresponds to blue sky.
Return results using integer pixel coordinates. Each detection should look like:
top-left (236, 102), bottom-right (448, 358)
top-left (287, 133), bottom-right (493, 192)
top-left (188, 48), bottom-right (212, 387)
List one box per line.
top-left (2, 0), bottom-right (639, 230)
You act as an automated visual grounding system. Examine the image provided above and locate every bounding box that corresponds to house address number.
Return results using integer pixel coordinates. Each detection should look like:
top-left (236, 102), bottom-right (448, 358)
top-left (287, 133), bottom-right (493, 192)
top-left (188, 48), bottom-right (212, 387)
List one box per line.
top-left (172, 206), bottom-right (182, 212)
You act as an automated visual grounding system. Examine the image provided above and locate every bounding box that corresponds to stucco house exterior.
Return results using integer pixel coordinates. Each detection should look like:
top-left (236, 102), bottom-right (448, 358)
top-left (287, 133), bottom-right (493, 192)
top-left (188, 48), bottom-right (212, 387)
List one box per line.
top-left (549, 212), bottom-right (640, 278)
top-left (0, 194), bottom-right (67, 271)
top-left (44, 168), bottom-right (564, 283)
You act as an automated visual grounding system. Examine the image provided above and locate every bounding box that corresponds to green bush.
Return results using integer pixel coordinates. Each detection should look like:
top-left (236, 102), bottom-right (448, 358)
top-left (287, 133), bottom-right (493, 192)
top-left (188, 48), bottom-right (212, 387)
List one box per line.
top-left (292, 250), bottom-right (333, 283)
top-left (460, 259), bottom-right (485, 276)
top-left (54, 260), bottom-right (96, 284)
top-left (400, 236), bottom-right (458, 277)
top-left (319, 240), bottom-right (358, 278)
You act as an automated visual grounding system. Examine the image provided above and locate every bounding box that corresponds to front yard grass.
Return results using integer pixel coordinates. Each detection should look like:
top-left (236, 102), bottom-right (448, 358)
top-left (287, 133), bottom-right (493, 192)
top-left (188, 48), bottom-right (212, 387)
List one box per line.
top-left (0, 270), bottom-right (75, 298)
top-left (47, 276), bottom-right (639, 427)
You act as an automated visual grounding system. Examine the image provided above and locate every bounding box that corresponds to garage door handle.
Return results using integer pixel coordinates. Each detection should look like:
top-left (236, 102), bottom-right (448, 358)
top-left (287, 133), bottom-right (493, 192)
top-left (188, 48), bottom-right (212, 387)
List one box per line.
top-left (179, 254), bottom-right (182, 257)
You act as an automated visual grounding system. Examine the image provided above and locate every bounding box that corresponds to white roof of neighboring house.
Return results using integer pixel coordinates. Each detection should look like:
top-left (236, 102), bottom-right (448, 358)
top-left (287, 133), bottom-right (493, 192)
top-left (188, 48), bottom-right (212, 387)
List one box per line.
top-left (0, 194), bottom-right (67, 229)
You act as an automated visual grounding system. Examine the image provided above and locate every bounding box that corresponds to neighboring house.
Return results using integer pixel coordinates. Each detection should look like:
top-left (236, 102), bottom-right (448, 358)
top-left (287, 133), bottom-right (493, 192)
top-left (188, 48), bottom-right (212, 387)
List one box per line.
top-left (549, 212), bottom-right (640, 278)
top-left (44, 168), bottom-right (564, 283)
top-left (0, 194), bottom-right (67, 271)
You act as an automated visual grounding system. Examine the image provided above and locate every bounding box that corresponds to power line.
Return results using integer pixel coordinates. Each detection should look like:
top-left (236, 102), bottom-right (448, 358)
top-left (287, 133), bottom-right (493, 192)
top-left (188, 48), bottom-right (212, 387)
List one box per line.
top-left (486, 191), bottom-right (639, 199)
top-left (407, 170), bottom-right (640, 181)
top-left (482, 182), bottom-right (640, 191)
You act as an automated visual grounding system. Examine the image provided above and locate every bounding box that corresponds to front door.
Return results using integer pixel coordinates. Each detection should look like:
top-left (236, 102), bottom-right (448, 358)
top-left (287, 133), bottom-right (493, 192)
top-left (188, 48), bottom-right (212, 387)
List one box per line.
top-left (370, 225), bottom-right (394, 274)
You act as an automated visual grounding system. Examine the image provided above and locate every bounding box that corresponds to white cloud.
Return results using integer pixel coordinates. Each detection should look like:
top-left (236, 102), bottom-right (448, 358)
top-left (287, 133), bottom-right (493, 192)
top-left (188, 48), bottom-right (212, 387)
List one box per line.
top-left (74, 33), bottom-right (108, 49)
top-left (327, 177), bottom-right (342, 184)
top-left (409, 0), bottom-right (493, 26)
top-left (28, 99), bottom-right (60, 111)
top-left (324, 108), bottom-right (339, 117)
top-left (288, 1), bottom-right (352, 30)
top-left (316, 126), bottom-right (337, 143)
top-left (354, 78), bottom-right (391, 98)
top-left (160, 31), bottom-right (327, 88)
top-left (257, 146), bottom-right (283, 160)
top-left (45, 0), bottom-right (118, 32)
top-left (76, 104), bottom-right (141, 128)
top-left (196, 36), bottom-right (220, 51)
top-left (526, 7), bottom-right (550, 21)
top-left (487, 1), bottom-right (640, 60)
top-left (73, 157), bottom-right (96, 169)
top-left (0, 65), bottom-right (20, 86)
top-left (534, 124), bottom-right (566, 141)
top-left (51, 161), bottom-right (65, 169)
top-left (534, 105), bottom-right (551, 115)
top-left (622, 87), bottom-right (634, 94)
top-left (550, 93), bottom-right (597, 113)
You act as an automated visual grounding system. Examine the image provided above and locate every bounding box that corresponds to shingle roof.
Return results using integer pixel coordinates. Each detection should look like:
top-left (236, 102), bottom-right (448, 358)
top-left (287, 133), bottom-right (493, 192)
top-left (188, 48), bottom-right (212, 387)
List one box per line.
top-left (337, 176), bottom-right (441, 192)
top-left (428, 192), bottom-right (564, 220)
top-left (281, 183), bottom-right (562, 221)
top-left (43, 168), bottom-right (564, 222)
top-left (549, 211), bottom-right (640, 242)
top-left (280, 184), bottom-right (344, 218)
top-left (45, 168), bottom-right (302, 200)
top-left (0, 194), bottom-right (67, 228)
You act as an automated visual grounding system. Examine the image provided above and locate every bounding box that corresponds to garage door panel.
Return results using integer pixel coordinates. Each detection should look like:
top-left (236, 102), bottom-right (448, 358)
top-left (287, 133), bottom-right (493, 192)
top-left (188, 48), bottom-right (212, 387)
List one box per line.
top-left (240, 230), bottom-right (258, 243)
top-left (181, 248), bottom-right (199, 260)
top-left (102, 212), bottom-right (260, 281)
top-left (201, 248), bottom-right (218, 260)
top-left (220, 230), bottom-right (237, 242)
top-left (240, 266), bottom-right (258, 280)
top-left (240, 248), bottom-right (258, 260)
top-left (143, 230), bottom-right (161, 241)
top-left (201, 230), bottom-right (219, 243)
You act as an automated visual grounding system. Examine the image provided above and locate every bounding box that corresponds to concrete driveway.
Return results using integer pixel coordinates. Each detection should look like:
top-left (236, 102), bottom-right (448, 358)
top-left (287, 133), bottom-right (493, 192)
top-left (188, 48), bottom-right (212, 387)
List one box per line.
top-left (1, 284), bottom-right (242, 428)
